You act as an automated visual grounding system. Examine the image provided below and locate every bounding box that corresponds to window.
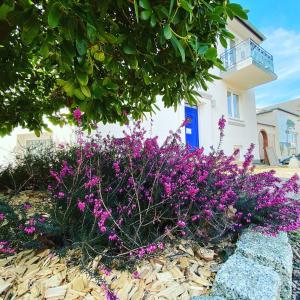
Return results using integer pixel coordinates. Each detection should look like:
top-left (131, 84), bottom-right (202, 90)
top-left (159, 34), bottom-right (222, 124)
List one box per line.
top-left (227, 91), bottom-right (240, 119)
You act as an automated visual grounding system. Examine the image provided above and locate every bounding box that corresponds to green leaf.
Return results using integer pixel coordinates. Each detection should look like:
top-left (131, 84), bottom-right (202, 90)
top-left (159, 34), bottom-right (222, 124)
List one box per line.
top-left (179, 0), bottom-right (193, 13)
top-left (198, 45), bottom-right (208, 55)
top-left (143, 73), bottom-right (151, 85)
top-left (74, 88), bottom-right (86, 100)
top-left (123, 45), bottom-right (136, 55)
top-left (34, 129), bottom-right (40, 137)
top-left (141, 10), bottom-right (152, 21)
top-left (139, 0), bottom-right (150, 10)
top-left (171, 36), bottom-right (185, 62)
top-left (0, 2), bottom-right (14, 20)
top-left (150, 14), bottom-right (156, 27)
top-left (76, 39), bottom-right (88, 56)
top-left (220, 36), bottom-right (227, 49)
top-left (21, 19), bottom-right (39, 45)
top-left (205, 47), bottom-right (217, 60)
top-left (62, 80), bottom-right (75, 96)
top-left (87, 23), bottom-right (97, 42)
top-left (134, 0), bottom-right (139, 22)
top-left (169, 0), bottom-right (175, 16)
top-left (163, 24), bottom-right (172, 40)
top-left (94, 51), bottom-right (105, 62)
top-left (40, 42), bottom-right (49, 58)
top-left (48, 2), bottom-right (62, 28)
top-left (92, 81), bottom-right (103, 98)
top-left (80, 85), bottom-right (91, 98)
top-left (76, 71), bottom-right (88, 86)
top-left (228, 3), bottom-right (248, 20)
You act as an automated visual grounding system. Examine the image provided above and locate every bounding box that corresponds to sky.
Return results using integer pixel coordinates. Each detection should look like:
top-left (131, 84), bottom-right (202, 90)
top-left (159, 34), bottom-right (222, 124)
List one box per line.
top-left (235, 0), bottom-right (300, 108)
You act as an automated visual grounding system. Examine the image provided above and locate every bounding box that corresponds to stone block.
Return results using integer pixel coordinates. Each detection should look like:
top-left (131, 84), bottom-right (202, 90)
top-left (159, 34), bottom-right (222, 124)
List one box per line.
top-left (212, 254), bottom-right (281, 300)
top-left (236, 230), bottom-right (292, 299)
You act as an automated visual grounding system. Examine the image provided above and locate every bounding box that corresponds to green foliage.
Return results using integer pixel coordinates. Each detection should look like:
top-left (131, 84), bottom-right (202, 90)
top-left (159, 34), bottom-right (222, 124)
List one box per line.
top-left (0, 144), bottom-right (76, 193)
top-left (0, 0), bottom-right (247, 135)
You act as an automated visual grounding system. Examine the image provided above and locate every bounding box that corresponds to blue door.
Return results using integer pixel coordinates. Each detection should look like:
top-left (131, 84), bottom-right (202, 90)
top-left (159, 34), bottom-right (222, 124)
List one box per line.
top-left (184, 106), bottom-right (199, 148)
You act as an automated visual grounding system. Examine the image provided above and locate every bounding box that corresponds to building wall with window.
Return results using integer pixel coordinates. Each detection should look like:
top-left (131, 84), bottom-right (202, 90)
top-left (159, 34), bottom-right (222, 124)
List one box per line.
top-left (257, 100), bottom-right (300, 161)
top-left (0, 124), bottom-right (74, 167)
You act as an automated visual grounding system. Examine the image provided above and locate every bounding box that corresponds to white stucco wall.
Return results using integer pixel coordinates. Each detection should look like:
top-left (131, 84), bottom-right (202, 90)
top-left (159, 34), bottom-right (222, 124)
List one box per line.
top-left (257, 109), bottom-right (300, 160)
top-left (0, 124), bottom-right (74, 167)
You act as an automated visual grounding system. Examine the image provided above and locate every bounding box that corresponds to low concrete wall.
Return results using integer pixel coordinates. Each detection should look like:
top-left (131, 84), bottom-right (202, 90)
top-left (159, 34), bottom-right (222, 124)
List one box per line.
top-left (193, 230), bottom-right (293, 300)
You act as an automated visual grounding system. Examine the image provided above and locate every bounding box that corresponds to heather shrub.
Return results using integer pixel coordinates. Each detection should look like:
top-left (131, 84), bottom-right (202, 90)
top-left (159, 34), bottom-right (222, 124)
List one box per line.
top-left (44, 111), bottom-right (300, 261)
top-left (0, 143), bottom-right (77, 193)
top-left (0, 195), bottom-right (52, 255)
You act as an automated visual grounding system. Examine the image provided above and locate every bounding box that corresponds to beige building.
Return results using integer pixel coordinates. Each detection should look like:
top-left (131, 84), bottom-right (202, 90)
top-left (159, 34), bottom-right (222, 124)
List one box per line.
top-left (257, 98), bottom-right (300, 163)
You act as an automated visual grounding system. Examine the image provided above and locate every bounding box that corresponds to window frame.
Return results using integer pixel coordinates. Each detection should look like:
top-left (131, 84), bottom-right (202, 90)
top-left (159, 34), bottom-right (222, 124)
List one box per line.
top-left (227, 90), bottom-right (241, 120)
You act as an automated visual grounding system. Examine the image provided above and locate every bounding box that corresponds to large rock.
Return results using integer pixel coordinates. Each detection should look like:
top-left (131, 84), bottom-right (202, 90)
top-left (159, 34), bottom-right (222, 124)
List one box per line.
top-left (211, 254), bottom-right (281, 300)
top-left (236, 230), bottom-right (293, 300)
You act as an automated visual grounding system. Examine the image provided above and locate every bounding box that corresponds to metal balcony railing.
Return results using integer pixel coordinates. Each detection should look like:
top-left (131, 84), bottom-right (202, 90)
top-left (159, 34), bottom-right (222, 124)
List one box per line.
top-left (220, 39), bottom-right (274, 73)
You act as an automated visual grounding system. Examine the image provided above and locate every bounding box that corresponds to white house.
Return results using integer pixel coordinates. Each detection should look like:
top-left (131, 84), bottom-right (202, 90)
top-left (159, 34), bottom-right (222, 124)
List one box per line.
top-left (0, 17), bottom-right (277, 166)
top-left (257, 98), bottom-right (300, 162)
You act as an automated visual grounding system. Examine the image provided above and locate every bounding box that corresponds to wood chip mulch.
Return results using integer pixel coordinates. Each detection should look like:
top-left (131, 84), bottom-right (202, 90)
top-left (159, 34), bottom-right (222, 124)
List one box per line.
top-left (0, 241), bottom-right (224, 300)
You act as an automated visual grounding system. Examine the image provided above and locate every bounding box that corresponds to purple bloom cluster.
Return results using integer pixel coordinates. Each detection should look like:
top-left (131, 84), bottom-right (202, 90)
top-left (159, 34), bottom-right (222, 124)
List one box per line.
top-left (48, 112), bottom-right (300, 259)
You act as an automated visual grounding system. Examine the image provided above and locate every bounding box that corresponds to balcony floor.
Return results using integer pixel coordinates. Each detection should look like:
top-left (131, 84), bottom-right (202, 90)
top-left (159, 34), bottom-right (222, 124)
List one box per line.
top-left (221, 58), bottom-right (277, 90)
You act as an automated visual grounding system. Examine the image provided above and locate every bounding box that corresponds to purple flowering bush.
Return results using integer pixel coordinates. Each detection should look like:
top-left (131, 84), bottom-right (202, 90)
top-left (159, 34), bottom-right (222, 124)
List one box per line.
top-left (0, 198), bottom-right (51, 255)
top-left (44, 111), bottom-right (300, 260)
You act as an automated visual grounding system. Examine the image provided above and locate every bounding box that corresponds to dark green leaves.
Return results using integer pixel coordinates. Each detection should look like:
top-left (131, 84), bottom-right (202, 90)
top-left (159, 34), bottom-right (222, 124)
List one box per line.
top-left (179, 0), bottom-right (193, 13)
top-left (80, 85), bottom-right (91, 98)
top-left (76, 39), bottom-right (88, 56)
top-left (163, 24), bottom-right (172, 40)
top-left (123, 45), bottom-right (136, 55)
top-left (87, 23), bottom-right (97, 42)
top-left (227, 3), bottom-right (248, 20)
top-left (141, 10), bottom-right (152, 20)
top-left (171, 36), bottom-right (185, 62)
top-left (0, 1), bottom-right (14, 20)
top-left (205, 47), bottom-right (217, 60)
top-left (76, 71), bottom-right (88, 86)
top-left (94, 51), bottom-right (105, 62)
top-left (21, 18), bottom-right (39, 44)
top-left (139, 0), bottom-right (151, 10)
top-left (48, 2), bottom-right (62, 28)
top-left (0, 0), bottom-right (248, 134)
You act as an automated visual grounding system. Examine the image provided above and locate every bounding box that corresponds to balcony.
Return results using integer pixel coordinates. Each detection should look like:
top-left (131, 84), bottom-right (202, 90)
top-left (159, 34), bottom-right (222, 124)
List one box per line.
top-left (220, 39), bottom-right (277, 89)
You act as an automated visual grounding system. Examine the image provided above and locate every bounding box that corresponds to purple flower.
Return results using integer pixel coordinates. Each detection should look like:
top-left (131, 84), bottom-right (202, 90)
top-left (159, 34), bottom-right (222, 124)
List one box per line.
top-left (218, 115), bottom-right (226, 130)
top-left (58, 192), bottom-right (65, 198)
top-left (77, 201), bottom-right (86, 212)
top-left (23, 202), bottom-right (31, 210)
top-left (132, 271), bottom-right (140, 279)
top-left (24, 226), bottom-right (36, 235)
top-left (73, 108), bottom-right (82, 124)
top-left (177, 220), bottom-right (186, 228)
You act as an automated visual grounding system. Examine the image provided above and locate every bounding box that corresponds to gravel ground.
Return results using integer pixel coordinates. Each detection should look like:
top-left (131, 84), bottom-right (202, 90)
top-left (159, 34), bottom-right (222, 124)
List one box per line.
top-left (254, 165), bottom-right (300, 179)
top-left (290, 231), bottom-right (300, 300)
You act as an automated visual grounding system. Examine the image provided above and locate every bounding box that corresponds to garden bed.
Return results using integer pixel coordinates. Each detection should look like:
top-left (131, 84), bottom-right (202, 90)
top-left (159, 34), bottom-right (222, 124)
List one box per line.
top-left (0, 240), bottom-right (224, 299)
top-left (0, 120), bottom-right (299, 300)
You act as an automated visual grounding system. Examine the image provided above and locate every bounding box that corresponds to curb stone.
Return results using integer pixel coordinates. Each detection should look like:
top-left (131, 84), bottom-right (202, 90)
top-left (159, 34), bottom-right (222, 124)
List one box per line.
top-left (192, 230), bottom-right (294, 300)
top-left (236, 231), bottom-right (293, 300)
top-left (212, 253), bottom-right (281, 300)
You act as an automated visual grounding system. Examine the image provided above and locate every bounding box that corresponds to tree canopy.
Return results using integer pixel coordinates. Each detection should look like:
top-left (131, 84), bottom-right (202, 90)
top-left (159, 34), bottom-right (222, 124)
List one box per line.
top-left (0, 0), bottom-right (247, 135)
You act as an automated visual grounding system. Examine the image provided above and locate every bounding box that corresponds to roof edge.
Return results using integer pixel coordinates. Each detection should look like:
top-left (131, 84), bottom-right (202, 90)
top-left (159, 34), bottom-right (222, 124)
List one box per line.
top-left (257, 107), bottom-right (300, 117)
top-left (236, 17), bottom-right (266, 42)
